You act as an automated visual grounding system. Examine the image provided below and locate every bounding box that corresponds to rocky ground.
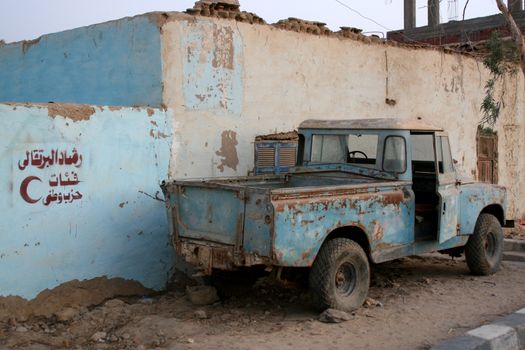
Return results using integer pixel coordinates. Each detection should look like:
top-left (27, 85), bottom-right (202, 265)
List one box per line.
top-left (1, 254), bottom-right (524, 350)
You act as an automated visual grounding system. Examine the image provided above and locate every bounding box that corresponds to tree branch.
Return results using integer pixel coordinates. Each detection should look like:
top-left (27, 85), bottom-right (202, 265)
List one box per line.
top-left (495, 0), bottom-right (525, 76)
top-left (462, 0), bottom-right (470, 21)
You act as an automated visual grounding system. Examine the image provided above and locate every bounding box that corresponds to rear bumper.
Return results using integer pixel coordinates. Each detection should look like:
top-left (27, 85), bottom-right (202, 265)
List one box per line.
top-left (175, 239), bottom-right (272, 274)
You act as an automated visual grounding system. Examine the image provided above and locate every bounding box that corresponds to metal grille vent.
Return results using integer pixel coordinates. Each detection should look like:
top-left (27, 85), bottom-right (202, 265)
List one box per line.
top-left (279, 147), bottom-right (297, 167)
top-left (256, 147), bottom-right (276, 168)
top-left (254, 141), bottom-right (298, 175)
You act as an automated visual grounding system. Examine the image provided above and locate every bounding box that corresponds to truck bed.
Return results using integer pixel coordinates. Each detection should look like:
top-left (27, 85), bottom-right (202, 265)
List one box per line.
top-left (161, 168), bottom-right (410, 272)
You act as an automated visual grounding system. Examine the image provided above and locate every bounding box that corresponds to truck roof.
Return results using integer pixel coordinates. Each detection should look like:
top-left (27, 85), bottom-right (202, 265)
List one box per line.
top-left (299, 118), bottom-right (443, 132)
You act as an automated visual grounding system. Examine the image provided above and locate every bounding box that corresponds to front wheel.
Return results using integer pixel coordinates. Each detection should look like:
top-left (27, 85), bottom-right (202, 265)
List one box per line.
top-left (309, 238), bottom-right (370, 312)
top-left (465, 213), bottom-right (504, 275)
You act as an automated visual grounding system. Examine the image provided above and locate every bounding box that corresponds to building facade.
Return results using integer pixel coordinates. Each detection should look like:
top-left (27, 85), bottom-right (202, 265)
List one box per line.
top-left (0, 9), bottom-right (523, 299)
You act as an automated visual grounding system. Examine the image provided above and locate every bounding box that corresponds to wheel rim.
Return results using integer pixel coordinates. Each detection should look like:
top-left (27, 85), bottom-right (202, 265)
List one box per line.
top-left (335, 262), bottom-right (357, 296)
top-left (485, 231), bottom-right (497, 261)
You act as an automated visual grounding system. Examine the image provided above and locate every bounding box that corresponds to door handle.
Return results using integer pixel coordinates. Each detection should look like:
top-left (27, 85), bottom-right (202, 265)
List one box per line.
top-left (443, 202), bottom-right (446, 214)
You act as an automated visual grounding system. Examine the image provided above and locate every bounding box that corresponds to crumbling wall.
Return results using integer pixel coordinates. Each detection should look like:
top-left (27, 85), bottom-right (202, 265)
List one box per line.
top-left (0, 15), bottom-right (163, 107)
top-left (161, 14), bottom-right (525, 219)
top-left (0, 103), bottom-right (173, 299)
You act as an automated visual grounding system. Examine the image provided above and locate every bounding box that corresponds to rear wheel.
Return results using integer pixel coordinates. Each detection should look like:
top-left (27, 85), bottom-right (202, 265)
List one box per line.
top-left (309, 238), bottom-right (370, 312)
top-left (465, 213), bottom-right (503, 275)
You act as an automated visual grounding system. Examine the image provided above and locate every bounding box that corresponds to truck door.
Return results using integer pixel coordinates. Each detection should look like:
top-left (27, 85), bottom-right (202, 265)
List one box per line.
top-left (435, 133), bottom-right (459, 243)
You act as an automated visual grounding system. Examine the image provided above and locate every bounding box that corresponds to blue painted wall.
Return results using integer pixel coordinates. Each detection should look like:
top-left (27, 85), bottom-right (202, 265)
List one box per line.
top-left (0, 15), bottom-right (163, 107)
top-left (0, 103), bottom-right (173, 299)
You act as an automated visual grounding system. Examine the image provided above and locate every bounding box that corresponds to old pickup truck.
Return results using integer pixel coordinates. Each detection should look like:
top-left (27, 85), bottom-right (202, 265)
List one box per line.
top-left (161, 119), bottom-right (509, 311)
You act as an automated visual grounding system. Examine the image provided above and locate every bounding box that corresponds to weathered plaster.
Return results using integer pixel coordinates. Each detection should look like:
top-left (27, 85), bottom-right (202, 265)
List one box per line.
top-left (161, 16), bottom-right (524, 218)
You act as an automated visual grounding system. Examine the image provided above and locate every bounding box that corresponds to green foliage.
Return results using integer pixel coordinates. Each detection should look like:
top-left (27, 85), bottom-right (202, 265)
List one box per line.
top-left (478, 124), bottom-right (496, 136)
top-left (480, 32), bottom-right (508, 127)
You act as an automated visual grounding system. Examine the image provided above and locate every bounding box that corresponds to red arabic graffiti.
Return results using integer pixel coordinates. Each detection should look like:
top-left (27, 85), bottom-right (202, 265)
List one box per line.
top-left (18, 148), bottom-right (84, 206)
top-left (18, 148), bottom-right (82, 170)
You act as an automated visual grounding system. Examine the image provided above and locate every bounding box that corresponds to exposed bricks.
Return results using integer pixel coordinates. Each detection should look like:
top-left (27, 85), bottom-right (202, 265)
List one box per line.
top-left (273, 18), bottom-right (332, 36)
top-left (182, 1), bottom-right (484, 59)
top-left (185, 1), bottom-right (265, 25)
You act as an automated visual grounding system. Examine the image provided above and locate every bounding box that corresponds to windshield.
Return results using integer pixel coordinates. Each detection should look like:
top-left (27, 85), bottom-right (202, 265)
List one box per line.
top-left (311, 133), bottom-right (379, 169)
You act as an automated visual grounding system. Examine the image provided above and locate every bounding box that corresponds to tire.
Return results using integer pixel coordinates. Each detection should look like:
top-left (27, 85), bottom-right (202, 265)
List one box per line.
top-left (465, 213), bottom-right (504, 276)
top-left (309, 238), bottom-right (370, 312)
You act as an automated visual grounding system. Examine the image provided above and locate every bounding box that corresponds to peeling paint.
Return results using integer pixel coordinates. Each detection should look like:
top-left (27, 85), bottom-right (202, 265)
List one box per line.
top-left (181, 19), bottom-right (243, 114)
top-left (21, 37), bottom-right (42, 54)
top-left (0, 103), bottom-right (173, 299)
top-left (215, 130), bottom-right (239, 172)
top-left (47, 104), bottom-right (96, 122)
top-left (212, 26), bottom-right (234, 69)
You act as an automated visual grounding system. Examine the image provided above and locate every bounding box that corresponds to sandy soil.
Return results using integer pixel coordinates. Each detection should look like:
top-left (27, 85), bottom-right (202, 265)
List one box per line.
top-left (1, 256), bottom-right (524, 350)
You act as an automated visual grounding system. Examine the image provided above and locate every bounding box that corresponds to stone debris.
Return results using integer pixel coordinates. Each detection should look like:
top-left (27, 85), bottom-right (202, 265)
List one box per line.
top-left (186, 1), bottom-right (265, 24)
top-left (194, 310), bottom-right (209, 319)
top-left (363, 297), bottom-right (383, 308)
top-left (54, 307), bottom-right (79, 322)
top-left (318, 309), bottom-right (354, 323)
top-left (104, 299), bottom-right (126, 308)
top-left (14, 326), bottom-right (28, 333)
top-left (186, 285), bottom-right (220, 306)
top-left (91, 331), bottom-right (107, 342)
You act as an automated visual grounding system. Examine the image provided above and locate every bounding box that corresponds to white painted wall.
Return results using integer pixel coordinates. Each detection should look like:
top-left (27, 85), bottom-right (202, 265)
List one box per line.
top-left (161, 14), bottom-right (524, 219)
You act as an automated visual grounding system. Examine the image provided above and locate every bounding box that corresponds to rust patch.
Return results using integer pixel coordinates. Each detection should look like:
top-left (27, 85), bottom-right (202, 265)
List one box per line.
top-left (216, 130), bottom-right (239, 172)
top-left (47, 104), bottom-right (95, 122)
top-left (372, 221), bottom-right (384, 241)
top-left (212, 26), bottom-right (234, 69)
top-left (380, 191), bottom-right (404, 206)
top-left (147, 108), bottom-right (155, 117)
top-left (108, 106), bottom-right (122, 111)
top-left (22, 37), bottom-right (41, 54)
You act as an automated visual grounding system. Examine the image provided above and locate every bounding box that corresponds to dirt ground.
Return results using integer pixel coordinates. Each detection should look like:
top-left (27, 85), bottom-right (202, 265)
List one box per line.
top-left (1, 255), bottom-right (524, 350)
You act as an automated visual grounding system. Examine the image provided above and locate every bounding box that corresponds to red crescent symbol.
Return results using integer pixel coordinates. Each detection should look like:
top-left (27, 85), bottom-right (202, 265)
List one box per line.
top-left (20, 176), bottom-right (42, 204)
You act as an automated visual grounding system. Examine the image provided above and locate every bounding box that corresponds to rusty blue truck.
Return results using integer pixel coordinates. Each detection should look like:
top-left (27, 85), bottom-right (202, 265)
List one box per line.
top-left (161, 119), bottom-right (510, 311)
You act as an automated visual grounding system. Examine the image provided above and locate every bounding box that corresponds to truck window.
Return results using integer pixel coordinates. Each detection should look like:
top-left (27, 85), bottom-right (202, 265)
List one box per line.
top-left (411, 134), bottom-right (436, 174)
top-left (311, 135), bottom-right (347, 163)
top-left (347, 134), bottom-right (378, 167)
top-left (311, 134), bottom-right (378, 168)
top-left (437, 136), bottom-right (454, 174)
top-left (383, 136), bottom-right (406, 173)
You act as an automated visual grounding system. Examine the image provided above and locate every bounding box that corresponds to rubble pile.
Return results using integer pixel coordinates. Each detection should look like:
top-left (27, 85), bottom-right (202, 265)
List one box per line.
top-left (183, 1), bottom-right (391, 44)
top-left (185, 0), bottom-right (266, 25)
top-left (273, 18), bottom-right (332, 36)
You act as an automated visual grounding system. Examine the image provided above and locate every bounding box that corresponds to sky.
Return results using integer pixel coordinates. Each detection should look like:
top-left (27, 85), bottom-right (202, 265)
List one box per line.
top-left (0, 0), bottom-right (501, 43)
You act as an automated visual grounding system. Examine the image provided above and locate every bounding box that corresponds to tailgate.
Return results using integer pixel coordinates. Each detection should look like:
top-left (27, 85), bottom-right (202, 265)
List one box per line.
top-left (174, 184), bottom-right (245, 245)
